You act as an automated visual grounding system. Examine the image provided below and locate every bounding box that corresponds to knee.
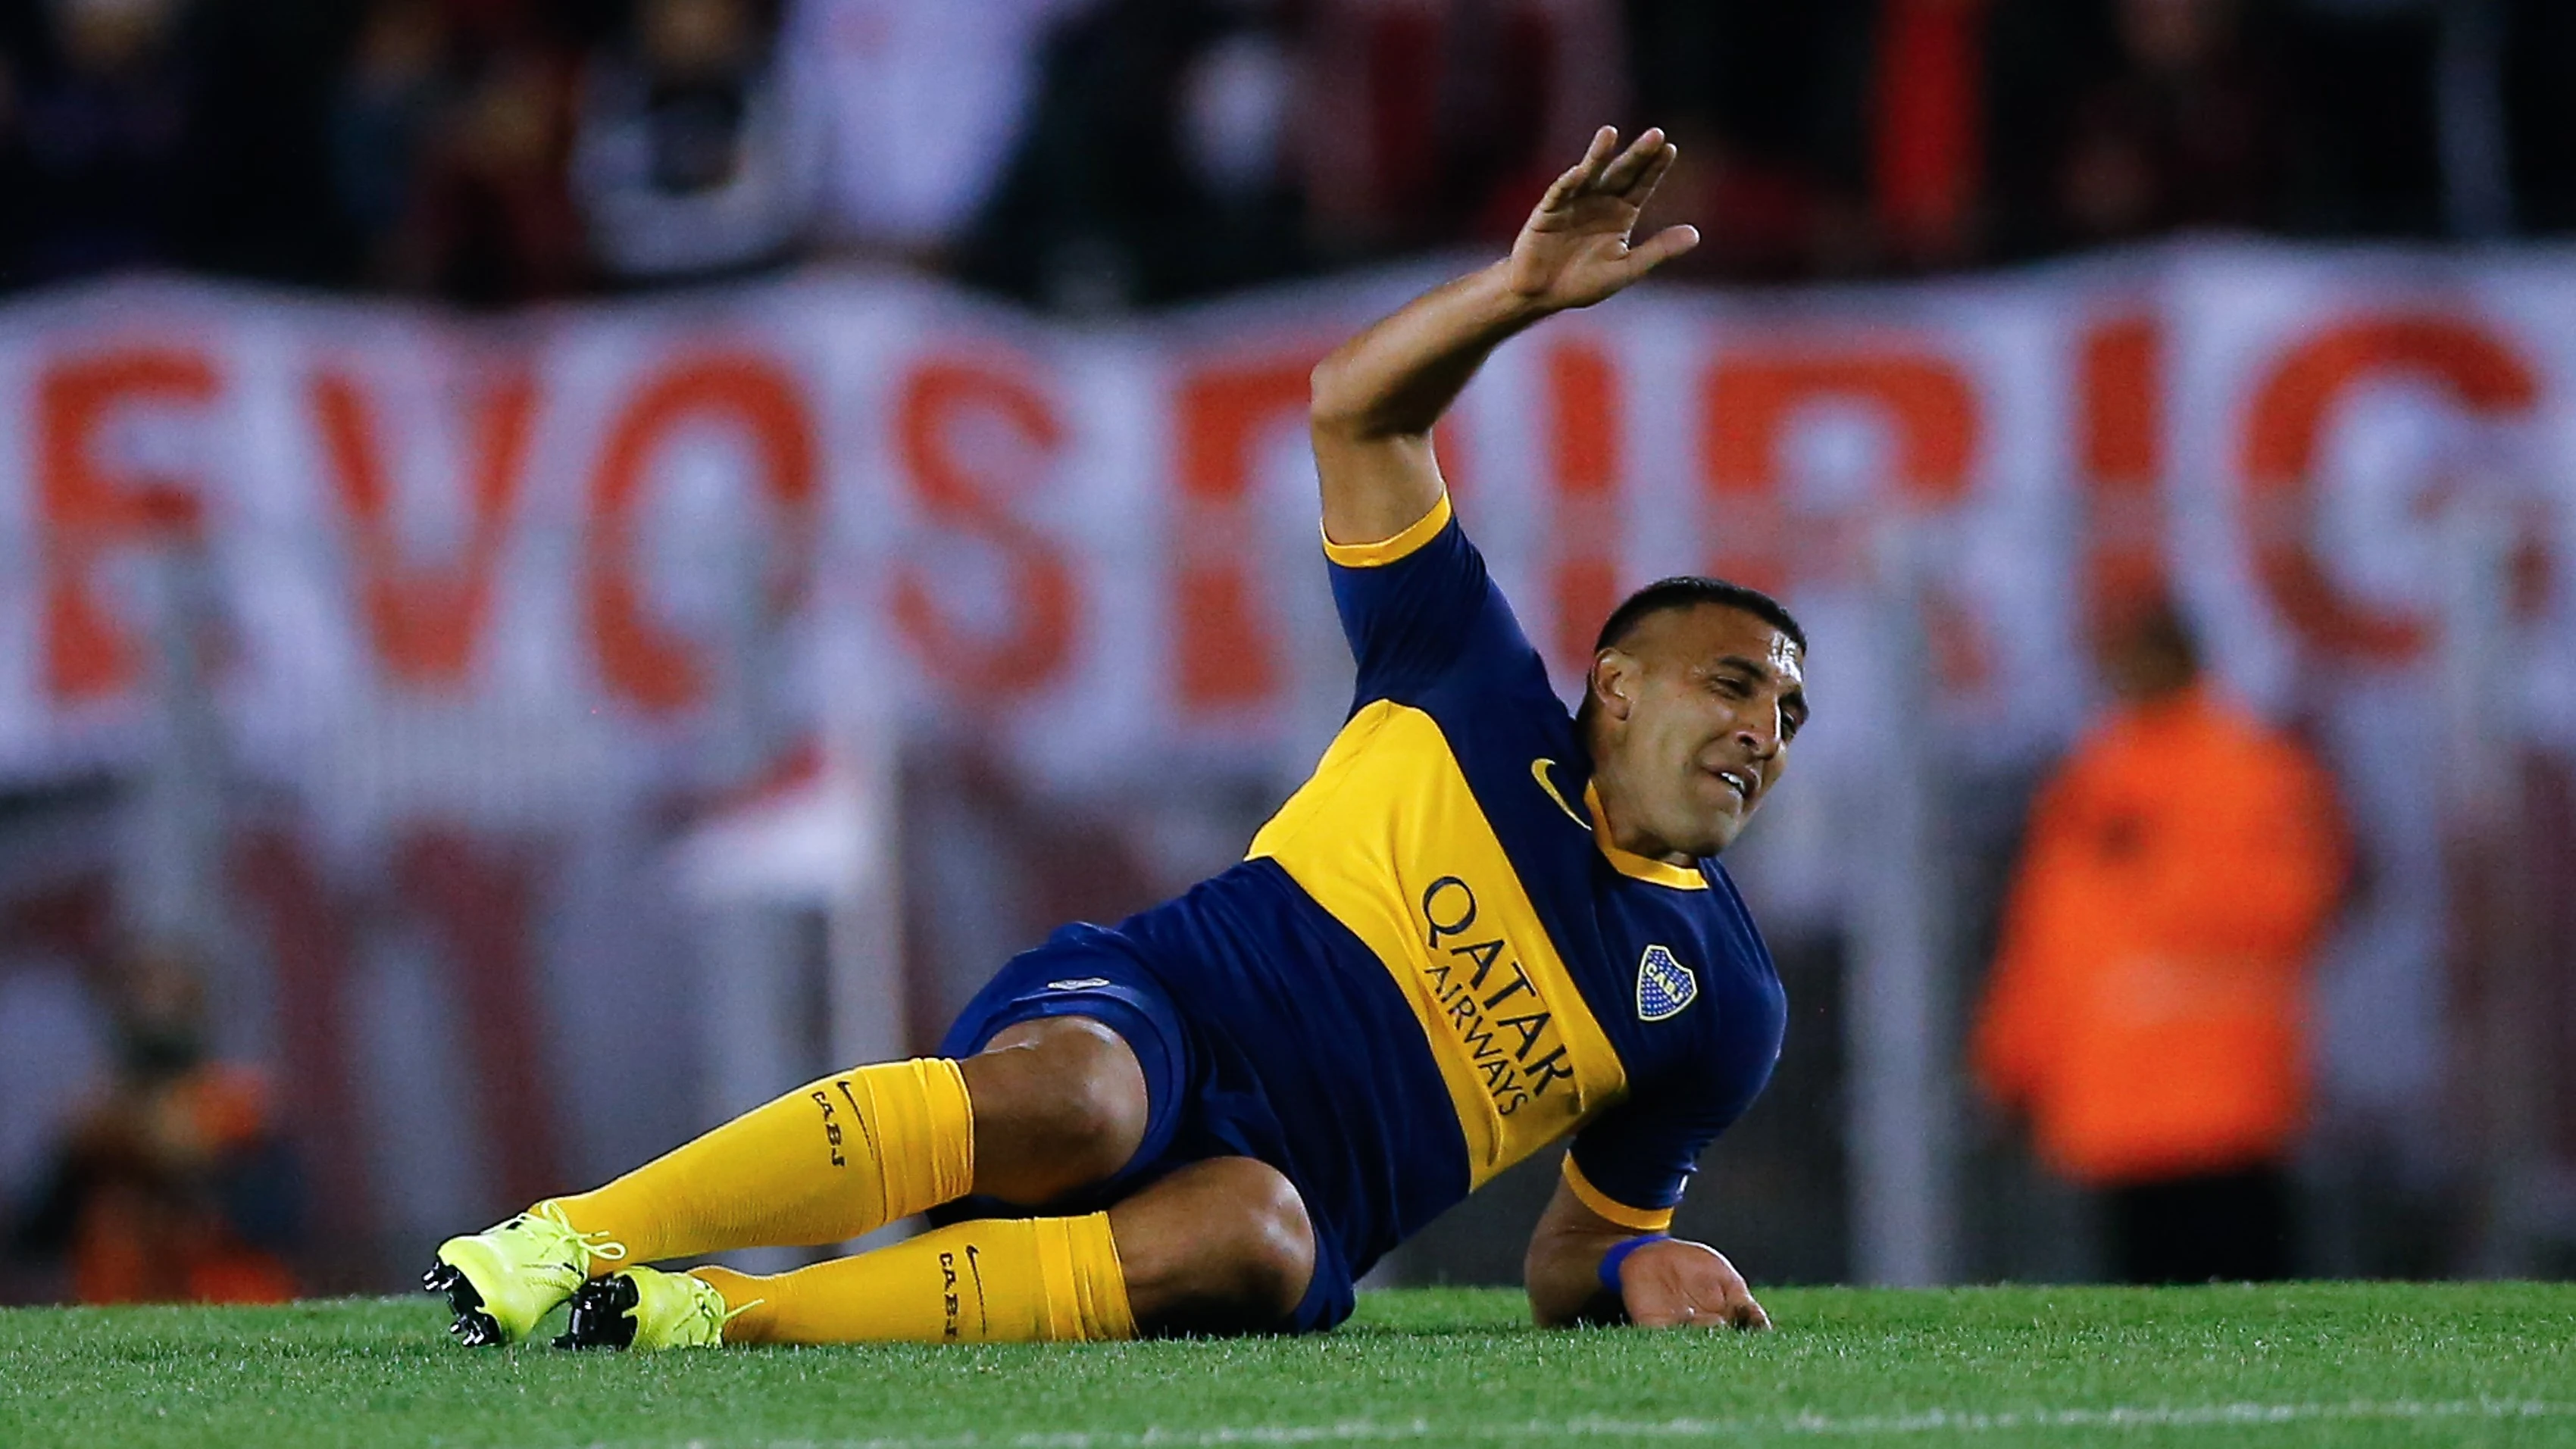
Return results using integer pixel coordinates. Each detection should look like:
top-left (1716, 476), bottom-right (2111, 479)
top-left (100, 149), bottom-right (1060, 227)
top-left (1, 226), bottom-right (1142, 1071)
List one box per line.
top-left (1046, 1039), bottom-right (1150, 1179)
top-left (1215, 1163), bottom-right (1316, 1323)
top-left (1111, 1156), bottom-right (1317, 1335)
top-left (1152, 1157), bottom-right (1314, 1330)
top-left (971, 1016), bottom-right (1150, 1201)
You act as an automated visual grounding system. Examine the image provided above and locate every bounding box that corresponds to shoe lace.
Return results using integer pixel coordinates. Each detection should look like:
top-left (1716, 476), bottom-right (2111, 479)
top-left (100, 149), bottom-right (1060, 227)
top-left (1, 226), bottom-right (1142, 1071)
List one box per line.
top-left (524, 1201), bottom-right (628, 1270)
top-left (697, 1282), bottom-right (762, 1341)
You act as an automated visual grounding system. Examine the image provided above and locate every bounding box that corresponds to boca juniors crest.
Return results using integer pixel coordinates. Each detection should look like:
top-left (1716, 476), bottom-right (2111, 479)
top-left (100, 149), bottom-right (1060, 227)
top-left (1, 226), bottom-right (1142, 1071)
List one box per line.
top-left (1637, 945), bottom-right (1699, 1022)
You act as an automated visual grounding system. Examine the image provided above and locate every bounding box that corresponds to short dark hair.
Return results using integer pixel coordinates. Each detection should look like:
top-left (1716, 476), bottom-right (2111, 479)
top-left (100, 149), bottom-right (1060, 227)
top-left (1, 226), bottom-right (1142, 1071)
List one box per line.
top-left (1593, 576), bottom-right (1807, 657)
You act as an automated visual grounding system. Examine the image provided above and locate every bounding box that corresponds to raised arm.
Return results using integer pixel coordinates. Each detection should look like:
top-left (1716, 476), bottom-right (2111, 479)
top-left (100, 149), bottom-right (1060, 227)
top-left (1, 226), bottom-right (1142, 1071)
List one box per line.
top-left (1308, 126), bottom-right (1700, 546)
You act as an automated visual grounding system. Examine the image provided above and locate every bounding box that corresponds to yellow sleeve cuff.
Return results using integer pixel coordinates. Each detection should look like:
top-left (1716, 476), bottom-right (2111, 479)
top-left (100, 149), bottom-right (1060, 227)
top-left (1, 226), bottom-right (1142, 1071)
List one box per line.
top-left (1321, 492), bottom-right (1452, 567)
top-left (1562, 1154), bottom-right (1676, 1233)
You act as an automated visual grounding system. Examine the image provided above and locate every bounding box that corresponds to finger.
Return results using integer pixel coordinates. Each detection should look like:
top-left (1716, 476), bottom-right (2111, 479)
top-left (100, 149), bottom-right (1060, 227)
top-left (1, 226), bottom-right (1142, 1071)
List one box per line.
top-left (1537, 164), bottom-right (1587, 214)
top-left (1735, 1295), bottom-right (1772, 1332)
top-left (1617, 223), bottom-right (1701, 283)
top-left (1580, 126), bottom-right (1621, 180)
top-left (1540, 128), bottom-right (1621, 210)
top-left (1557, 126), bottom-right (1618, 196)
top-left (1595, 126), bottom-right (1668, 194)
top-left (1621, 142), bottom-right (1679, 208)
top-left (1537, 129), bottom-right (1618, 213)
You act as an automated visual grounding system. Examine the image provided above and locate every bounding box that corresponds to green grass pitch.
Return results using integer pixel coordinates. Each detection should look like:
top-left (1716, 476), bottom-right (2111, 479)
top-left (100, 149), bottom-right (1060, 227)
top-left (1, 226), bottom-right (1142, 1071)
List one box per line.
top-left (3, 1283), bottom-right (2571, 1447)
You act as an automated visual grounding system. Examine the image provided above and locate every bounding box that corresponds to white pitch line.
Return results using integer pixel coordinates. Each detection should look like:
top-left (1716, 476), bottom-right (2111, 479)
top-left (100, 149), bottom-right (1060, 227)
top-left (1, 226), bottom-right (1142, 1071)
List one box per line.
top-left (622, 1397), bottom-right (2576, 1449)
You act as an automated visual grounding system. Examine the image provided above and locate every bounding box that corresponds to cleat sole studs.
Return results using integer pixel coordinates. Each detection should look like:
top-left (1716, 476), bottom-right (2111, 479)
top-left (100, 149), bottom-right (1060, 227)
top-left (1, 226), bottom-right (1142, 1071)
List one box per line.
top-left (556, 1274), bottom-right (642, 1351)
top-left (424, 1259), bottom-right (505, 1348)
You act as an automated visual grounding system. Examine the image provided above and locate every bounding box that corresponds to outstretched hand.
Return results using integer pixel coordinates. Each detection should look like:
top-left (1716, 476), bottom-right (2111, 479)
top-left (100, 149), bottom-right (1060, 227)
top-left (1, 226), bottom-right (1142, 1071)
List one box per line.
top-left (1618, 1238), bottom-right (1771, 1331)
top-left (1504, 126), bottom-right (1700, 313)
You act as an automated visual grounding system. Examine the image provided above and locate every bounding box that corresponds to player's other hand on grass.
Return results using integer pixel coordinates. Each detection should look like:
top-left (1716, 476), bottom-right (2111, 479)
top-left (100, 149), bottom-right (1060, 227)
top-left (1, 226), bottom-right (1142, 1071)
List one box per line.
top-left (1619, 1239), bottom-right (1770, 1332)
top-left (1505, 126), bottom-right (1700, 314)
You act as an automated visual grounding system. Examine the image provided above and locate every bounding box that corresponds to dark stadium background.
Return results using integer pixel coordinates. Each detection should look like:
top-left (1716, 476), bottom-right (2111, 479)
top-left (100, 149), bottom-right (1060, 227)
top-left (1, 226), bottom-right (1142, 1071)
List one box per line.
top-left (0, 0), bottom-right (2571, 1304)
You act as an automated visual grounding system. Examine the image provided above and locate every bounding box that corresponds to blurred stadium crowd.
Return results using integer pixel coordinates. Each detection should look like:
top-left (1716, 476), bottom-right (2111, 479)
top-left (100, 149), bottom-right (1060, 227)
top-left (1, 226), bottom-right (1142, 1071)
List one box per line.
top-left (4, 0), bottom-right (2575, 308)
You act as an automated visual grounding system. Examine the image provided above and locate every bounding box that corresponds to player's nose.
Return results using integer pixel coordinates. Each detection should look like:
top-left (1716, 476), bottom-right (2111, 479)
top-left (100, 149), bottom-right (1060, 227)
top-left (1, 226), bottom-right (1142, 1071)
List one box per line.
top-left (1734, 710), bottom-right (1781, 760)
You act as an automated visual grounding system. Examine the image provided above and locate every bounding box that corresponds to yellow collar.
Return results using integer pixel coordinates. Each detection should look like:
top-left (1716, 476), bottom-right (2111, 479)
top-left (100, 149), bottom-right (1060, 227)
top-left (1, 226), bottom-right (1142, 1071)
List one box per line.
top-left (1583, 781), bottom-right (1709, 890)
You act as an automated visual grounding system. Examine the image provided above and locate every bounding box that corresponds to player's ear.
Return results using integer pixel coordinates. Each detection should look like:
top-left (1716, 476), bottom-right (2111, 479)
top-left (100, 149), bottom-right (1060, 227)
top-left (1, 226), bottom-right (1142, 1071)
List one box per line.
top-left (1590, 648), bottom-right (1640, 723)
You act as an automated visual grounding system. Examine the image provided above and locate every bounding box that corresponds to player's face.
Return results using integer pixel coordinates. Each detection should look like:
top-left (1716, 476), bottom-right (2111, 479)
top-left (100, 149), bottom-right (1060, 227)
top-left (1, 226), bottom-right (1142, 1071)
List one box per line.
top-left (1593, 605), bottom-right (1807, 859)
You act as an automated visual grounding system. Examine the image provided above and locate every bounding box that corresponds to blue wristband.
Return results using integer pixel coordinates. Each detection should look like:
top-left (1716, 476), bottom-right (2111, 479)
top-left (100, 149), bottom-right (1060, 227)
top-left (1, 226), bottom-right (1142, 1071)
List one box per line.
top-left (1597, 1233), bottom-right (1670, 1294)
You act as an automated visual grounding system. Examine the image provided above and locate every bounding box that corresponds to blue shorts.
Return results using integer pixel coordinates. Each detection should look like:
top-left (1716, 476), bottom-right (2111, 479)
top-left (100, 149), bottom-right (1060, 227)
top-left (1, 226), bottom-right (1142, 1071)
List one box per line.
top-left (933, 923), bottom-right (1358, 1335)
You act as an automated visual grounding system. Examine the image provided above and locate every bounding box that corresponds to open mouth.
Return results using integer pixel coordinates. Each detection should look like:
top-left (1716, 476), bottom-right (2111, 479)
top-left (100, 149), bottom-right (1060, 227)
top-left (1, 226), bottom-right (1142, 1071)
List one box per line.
top-left (1712, 767), bottom-right (1753, 803)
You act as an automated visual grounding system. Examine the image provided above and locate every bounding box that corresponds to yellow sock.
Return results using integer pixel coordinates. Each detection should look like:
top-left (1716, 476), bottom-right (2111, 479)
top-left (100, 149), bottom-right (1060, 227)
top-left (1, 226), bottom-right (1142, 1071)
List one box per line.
top-left (546, 1059), bottom-right (974, 1267)
top-left (696, 1213), bottom-right (1135, 1344)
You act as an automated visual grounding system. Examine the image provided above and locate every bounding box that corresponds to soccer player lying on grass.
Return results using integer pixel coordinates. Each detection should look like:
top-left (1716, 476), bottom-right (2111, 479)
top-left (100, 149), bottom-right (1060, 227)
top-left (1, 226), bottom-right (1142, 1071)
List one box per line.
top-left (427, 124), bottom-right (1802, 1350)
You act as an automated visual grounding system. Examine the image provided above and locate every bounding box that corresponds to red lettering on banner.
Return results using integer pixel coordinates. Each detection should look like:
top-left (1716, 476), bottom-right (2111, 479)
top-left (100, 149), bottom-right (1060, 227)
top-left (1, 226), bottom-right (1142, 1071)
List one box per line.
top-left (311, 367), bottom-right (536, 688)
top-left (1172, 360), bottom-right (1309, 709)
top-left (36, 349), bottom-right (220, 702)
top-left (585, 352), bottom-right (819, 714)
top-left (2080, 317), bottom-right (2169, 625)
top-left (892, 356), bottom-right (1076, 698)
top-left (2240, 316), bottom-right (2538, 662)
top-left (1546, 341), bottom-right (1621, 673)
top-left (1703, 350), bottom-right (1978, 592)
top-left (1702, 348), bottom-right (1988, 684)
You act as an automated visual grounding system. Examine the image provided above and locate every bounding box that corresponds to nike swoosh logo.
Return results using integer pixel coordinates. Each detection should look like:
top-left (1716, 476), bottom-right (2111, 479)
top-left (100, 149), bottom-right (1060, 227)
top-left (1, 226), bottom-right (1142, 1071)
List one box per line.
top-left (1531, 758), bottom-right (1591, 831)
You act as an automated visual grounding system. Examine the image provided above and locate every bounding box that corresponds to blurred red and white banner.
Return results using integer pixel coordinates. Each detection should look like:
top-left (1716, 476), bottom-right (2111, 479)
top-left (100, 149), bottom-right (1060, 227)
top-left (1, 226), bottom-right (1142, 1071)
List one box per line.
top-left (3, 248), bottom-right (2571, 779)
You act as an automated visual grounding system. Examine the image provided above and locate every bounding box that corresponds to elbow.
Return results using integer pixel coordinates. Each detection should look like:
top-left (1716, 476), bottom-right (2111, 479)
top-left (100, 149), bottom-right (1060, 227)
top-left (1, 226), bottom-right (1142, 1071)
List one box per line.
top-left (1309, 344), bottom-right (1404, 442)
top-left (1308, 352), bottom-right (1366, 438)
top-left (1521, 1244), bottom-right (1557, 1326)
top-left (1522, 1239), bottom-right (1591, 1329)
top-left (1526, 1279), bottom-right (1611, 1330)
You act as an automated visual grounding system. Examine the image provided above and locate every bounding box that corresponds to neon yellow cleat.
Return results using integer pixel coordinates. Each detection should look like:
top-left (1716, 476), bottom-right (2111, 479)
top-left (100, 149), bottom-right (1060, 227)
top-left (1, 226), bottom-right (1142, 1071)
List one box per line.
top-left (558, 1266), bottom-right (757, 1351)
top-left (423, 1203), bottom-right (626, 1347)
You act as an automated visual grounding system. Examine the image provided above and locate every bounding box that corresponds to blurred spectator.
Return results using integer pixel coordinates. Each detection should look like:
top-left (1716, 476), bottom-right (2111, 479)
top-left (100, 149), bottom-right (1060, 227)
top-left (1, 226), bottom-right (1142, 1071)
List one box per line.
top-left (1871, 0), bottom-right (1992, 269)
top-left (10, 945), bottom-right (302, 1304)
top-left (332, 1), bottom-right (455, 285)
top-left (398, 53), bottom-right (587, 306)
top-left (0, 8), bottom-right (30, 283)
top-left (1984, 0), bottom-right (2289, 260)
top-left (571, 0), bottom-right (820, 283)
top-left (9, 0), bottom-right (194, 283)
top-left (172, 0), bottom-right (358, 285)
top-left (1971, 598), bottom-right (2348, 1284)
top-left (958, 0), bottom-right (1311, 311)
top-left (1621, 0), bottom-right (1874, 279)
top-left (786, 0), bottom-right (1085, 260)
top-left (1299, 0), bottom-right (1627, 258)
top-left (2274, 0), bottom-right (2443, 238)
top-left (2504, 0), bottom-right (2576, 234)
top-left (338, 2), bottom-right (595, 305)
top-left (0, 0), bottom-right (2546, 299)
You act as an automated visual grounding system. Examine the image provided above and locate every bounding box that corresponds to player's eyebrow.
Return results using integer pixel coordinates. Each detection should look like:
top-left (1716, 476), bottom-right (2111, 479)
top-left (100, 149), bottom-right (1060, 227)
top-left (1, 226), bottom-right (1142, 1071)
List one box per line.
top-left (1711, 654), bottom-right (1784, 684)
top-left (1712, 654), bottom-right (1810, 728)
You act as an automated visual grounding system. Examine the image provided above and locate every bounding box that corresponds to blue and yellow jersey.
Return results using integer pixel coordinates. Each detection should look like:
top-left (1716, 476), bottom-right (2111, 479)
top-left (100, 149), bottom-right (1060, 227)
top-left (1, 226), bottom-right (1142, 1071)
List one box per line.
top-left (1109, 494), bottom-right (1786, 1273)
